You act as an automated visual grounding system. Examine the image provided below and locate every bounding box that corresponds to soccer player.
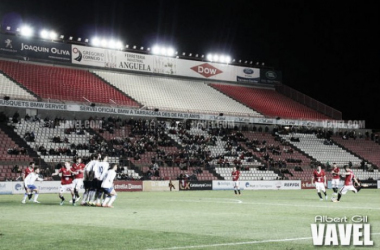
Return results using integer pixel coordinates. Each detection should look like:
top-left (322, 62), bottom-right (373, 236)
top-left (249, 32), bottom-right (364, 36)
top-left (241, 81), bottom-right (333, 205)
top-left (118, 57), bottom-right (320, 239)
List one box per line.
top-left (333, 165), bottom-right (360, 202)
top-left (71, 157), bottom-right (85, 203)
top-left (92, 155), bottom-right (109, 206)
top-left (22, 162), bottom-right (35, 201)
top-left (22, 166), bottom-right (44, 204)
top-left (81, 154), bottom-right (100, 206)
top-left (312, 166), bottom-right (328, 201)
top-left (52, 161), bottom-right (75, 205)
top-left (101, 164), bottom-right (118, 208)
top-left (330, 163), bottom-right (340, 197)
top-left (232, 166), bottom-right (241, 195)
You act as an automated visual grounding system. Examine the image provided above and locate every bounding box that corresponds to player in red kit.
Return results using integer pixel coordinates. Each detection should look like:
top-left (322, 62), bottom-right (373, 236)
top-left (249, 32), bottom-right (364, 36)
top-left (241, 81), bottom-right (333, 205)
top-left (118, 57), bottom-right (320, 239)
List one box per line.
top-left (232, 166), bottom-right (241, 195)
top-left (71, 157), bottom-right (85, 203)
top-left (52, 161), bottom-right (75, 205)
top-left (312, 166), bottom-right (328, 201)
top-left (330, 163), bottom-right (340, 197)
top-left (333, 165), bottom-right (360, 202)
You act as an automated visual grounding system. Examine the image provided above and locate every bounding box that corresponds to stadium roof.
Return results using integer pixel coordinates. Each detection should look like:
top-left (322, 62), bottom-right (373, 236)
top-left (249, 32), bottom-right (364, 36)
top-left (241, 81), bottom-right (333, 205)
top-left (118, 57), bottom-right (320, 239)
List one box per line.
top-left (0, 0), bottom-right (379, 128)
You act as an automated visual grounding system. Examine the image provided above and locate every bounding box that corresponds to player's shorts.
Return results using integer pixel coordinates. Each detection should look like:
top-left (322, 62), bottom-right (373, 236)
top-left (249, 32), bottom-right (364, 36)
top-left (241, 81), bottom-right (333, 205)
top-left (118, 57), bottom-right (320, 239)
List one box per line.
top-left (102, 187), bottom-right (114, 195)
top-left (315, 182), bottom-right (326, 192)
top-left (73, 178), bottom-right (84, 190)
top-left (92, 179), bottom-right (102, 190)
top-left (83, 180), bottom-right (93, 190)
top-left (59, 184), bottom-right (74, 193)
top-left (339, 185), bottom-right (357, 195)
top-left (26, 184), bottom-right (37, 190)
top-left (233, 181), bottom-right (240, 189)
top-left (331, 178), bottom-right (340, 187)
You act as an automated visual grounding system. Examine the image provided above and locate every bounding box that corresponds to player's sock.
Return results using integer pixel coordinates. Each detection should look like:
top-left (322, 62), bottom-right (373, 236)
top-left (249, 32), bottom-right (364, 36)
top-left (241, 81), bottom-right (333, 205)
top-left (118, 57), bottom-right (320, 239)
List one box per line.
top-left (337, 193), bottom-right (341, 201)
top-left (33, 193), bottom-right (39, 202)
top-left (234, 190), bottom-right (237, 195)
top-left (356, 186), bottom-right (362, 192)
top-left (28, 193), bottom-right (33, 200)
top-left (74, 189), bottom-right (79, 198)
top-left (108, 195), bottom-right (117, 206)
top-left (22, 193), bottom-right (28, 202)
top-left (238, 190), bottom-right (241, 195)
top-left (59, 195), bottom-right (65, 201)
top-left (333, 187), bottom-right (338, 193)
top-left (102, 196), bottom-right (111, 207)
top-left (317, 192), bottom-right (322, 199)
top-left (81, 192), bottom-right (88, 204)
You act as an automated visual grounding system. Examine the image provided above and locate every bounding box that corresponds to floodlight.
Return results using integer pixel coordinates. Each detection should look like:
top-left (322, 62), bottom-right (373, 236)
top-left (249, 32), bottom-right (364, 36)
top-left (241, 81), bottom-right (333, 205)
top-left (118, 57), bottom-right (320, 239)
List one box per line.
top-left (60, 35), bottom-right (64, 39)
top-left (92, 38), bottom-right (100, 46)
top-left (220, 55), bottom-right (226, 63)
top-left (225, 56), bottom-right (231, 63)
top-left (115, 41), bottom-right (123, 49)
top-left (100, 39), bottom-right (107, 47)
top-left (152, 46), bottom-right (160, 54)
top-left (69, 36), bottom-right (73, 40)
top-left (206, 54), bottom-right (213, 61)
top-left (189, 53), bottom-right (192, 57)
top-left (49, 31), bottom-right (57, 40)
top-left (160, 47), bottom-right (166, 55)
top-left (20, 25), bottom-right (33, 37)
top-left (167, 48), bottom-right (174, 56)
top-left (78, 38), bottom-right (82, 42)
top-left (213, 55), bottom-right (219, 61)
top-left (133, 45), bottom-right (136, 49)
top-left (6, 26), bottom-right (11, 31)
top-left (108, 40), bottom-right (115, 48)
top-left (84, 39), bottom-right (89, 43)
top-left (40, 30), bottom-right (49, 39)
top-left (140, 46), bottom-right (144, 50)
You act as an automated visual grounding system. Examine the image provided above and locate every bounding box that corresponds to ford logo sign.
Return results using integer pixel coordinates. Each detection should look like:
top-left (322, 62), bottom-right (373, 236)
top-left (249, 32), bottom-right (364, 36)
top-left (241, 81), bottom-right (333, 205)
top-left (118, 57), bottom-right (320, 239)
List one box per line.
top-left (243, 68), bottom-right (254, 74)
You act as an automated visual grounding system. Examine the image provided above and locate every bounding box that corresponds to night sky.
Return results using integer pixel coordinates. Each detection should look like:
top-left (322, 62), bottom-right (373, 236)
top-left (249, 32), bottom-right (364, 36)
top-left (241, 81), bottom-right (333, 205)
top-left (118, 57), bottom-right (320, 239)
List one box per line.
top-left (0, 0), bottom-right (379, 128)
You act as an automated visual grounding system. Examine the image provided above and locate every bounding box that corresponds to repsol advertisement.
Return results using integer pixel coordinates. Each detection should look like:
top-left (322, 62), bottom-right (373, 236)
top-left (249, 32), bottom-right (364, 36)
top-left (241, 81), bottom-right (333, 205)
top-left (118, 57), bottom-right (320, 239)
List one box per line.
top-left (0, 33), bottom-right (71, 62)
top-left (179, 181), bottom-right (212, 191)
top-left (260, 69), bottom-right (282, 84)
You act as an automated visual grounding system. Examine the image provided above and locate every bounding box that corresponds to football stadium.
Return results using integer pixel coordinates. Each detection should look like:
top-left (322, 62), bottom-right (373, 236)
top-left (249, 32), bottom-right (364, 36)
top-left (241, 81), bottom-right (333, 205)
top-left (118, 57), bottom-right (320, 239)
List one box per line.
top-left (0, 1), bottom-right (379, 250)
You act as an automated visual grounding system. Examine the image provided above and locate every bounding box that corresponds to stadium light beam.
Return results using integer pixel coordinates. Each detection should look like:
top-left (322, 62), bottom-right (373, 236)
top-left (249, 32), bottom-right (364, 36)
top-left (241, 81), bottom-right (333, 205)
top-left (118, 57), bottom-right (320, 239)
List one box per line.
top-left (20, 25), bottom-right (33, 37)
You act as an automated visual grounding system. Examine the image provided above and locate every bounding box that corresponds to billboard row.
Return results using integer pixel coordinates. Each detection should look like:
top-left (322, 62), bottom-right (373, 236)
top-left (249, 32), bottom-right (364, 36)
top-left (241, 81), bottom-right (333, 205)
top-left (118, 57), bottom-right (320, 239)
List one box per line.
top-left (0, 33), bottom-right (71, 62)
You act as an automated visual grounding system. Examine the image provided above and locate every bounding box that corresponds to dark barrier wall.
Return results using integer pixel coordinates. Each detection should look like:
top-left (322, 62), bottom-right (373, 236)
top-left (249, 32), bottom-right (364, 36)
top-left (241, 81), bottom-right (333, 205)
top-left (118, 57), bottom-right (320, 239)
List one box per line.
top-left (0, 33), bottom-right (71, 62)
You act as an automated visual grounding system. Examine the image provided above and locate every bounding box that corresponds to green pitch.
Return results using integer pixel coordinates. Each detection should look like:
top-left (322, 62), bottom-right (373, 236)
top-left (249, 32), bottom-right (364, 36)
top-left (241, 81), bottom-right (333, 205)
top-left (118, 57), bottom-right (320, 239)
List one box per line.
top-left (0, 190), bottom-right (379, 250)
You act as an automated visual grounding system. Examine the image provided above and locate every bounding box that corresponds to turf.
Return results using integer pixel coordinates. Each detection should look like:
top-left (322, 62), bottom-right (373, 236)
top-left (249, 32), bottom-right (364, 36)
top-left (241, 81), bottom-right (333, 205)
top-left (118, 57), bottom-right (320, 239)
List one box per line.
top-left (0, 189), bottom-right (379, 250)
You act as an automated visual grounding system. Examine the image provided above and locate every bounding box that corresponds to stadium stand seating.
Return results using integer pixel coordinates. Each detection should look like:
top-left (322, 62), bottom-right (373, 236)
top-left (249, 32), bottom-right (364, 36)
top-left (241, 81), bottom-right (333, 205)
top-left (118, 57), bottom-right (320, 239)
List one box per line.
top-left (216, 167), bottom-right (278, 181)
top-left (242, 131), bottom-right (313, 168)
top-left (0, 60), bottom-right (139, 107)
top-left (211, 84), bottom-right (330, 120)
top-left (92, 70), bottom-right (263, 116)
top-left (332, 136), bottom-right (380, 168)
top-left (0, 127), bottom-right (34, 162)
top-left (0, 73), bottom-right (38, 101)
top-left (13, 119), bottom-right (120, 164)
top-left (280, 133), bottom-right (362, 166)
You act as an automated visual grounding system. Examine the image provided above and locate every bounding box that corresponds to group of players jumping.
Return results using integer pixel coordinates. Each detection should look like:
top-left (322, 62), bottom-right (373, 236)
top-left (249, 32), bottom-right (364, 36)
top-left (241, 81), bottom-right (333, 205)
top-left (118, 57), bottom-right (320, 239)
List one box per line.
top-left (23, 157), bottom-right (366, 206)
top-left (22, 153), bottom-right (118, 208)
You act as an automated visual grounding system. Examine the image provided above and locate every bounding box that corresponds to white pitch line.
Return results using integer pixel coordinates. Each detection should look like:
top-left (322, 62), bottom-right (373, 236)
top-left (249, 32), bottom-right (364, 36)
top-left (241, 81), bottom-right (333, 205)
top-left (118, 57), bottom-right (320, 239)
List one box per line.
top-left (147, 233), bottom-right (380, 250)
top-left (168, 199), bottom-right (380, 210)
